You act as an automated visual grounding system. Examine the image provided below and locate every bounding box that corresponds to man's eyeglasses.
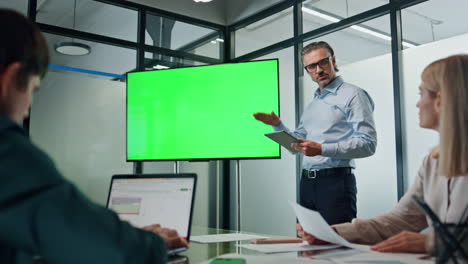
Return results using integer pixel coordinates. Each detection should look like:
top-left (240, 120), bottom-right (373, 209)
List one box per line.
top-left (304, 56), bottom-right (330, 73)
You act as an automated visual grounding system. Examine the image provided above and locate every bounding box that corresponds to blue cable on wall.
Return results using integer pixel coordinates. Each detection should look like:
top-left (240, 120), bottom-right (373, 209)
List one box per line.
top-left (48, 64), bottom-right (126, 80)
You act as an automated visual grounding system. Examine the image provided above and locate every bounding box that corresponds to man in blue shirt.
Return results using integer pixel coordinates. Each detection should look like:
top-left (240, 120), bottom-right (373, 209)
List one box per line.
top-left (254, 41), bottom-right (376, 224)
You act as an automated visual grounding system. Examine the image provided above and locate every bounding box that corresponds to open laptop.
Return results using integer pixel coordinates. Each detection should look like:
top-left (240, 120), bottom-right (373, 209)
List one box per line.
top-left (106, 173), bottom-right (197, 256)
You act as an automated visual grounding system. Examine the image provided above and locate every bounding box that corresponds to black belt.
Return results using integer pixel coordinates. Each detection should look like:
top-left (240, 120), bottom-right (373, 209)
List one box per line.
top-left (302, 167), bottom-right (352, 179)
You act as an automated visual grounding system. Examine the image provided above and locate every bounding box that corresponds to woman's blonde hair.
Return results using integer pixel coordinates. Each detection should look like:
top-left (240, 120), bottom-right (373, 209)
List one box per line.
top-left (421, 54), bottom-right (468, 177)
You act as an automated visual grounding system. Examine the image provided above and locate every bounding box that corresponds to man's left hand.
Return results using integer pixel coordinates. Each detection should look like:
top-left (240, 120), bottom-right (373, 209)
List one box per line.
top-left (291, 139), bottom-right (322, 156)
top-left (371, 231), bottom-right (427, 253)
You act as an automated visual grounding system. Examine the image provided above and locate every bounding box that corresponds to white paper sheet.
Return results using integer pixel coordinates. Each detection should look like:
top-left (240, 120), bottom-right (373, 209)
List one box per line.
top-left (190, 233), bottom-right (269, 243)
top-left (291, 202), bottom-right (369, 251)
top-left (310, 248), bottom-right (365, 259)
top-left (239, 242), bottom-right (342, 253)
top-left (200, 253), bottom-right (333, 264)
top-left (329, 251), bottom-right (432, 264)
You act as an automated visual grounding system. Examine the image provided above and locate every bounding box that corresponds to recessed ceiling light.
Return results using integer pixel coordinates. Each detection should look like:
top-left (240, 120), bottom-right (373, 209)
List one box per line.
top-left (54, 0), bottom-right (92, 56)
top-left (194, 0), bottom-right (213, 2)
top-left (54, 42), bottom-right (91, 56)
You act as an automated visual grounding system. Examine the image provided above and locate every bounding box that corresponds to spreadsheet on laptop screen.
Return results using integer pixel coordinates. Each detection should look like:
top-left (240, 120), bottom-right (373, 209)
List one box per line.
top-left (107, 177), bottom-right (194, 239)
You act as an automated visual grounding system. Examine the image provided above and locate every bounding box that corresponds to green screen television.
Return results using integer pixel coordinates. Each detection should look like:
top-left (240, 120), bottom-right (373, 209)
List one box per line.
top-left (126, 59), bottom-right (280, 161)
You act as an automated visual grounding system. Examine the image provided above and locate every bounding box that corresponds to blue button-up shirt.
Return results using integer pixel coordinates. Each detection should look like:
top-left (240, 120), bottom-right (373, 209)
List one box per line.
top-left (274, 76), bottom-right (377, 170)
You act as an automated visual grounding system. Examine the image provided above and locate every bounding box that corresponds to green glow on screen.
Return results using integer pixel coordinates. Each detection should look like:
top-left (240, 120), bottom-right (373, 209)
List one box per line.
top-left (127, 59), bottom-right (280, 160)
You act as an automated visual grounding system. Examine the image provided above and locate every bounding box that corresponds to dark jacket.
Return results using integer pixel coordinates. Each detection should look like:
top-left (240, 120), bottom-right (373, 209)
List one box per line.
top-left (0, 117), bottom-right (167, 264)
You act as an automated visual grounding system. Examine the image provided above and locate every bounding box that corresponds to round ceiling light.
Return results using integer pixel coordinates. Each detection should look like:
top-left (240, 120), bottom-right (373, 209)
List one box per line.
top-left (193, 0), bottom-right (212, 2)
top-left (54, 42), bottom-right (91, 56)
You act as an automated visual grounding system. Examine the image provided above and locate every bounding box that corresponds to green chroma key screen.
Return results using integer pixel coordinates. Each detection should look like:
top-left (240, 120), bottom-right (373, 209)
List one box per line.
top-left (126, 59), bottom-right (280, 161)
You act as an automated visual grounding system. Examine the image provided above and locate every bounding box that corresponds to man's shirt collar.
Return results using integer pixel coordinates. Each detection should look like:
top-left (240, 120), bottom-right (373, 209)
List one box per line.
top-left (314, 76), bottom-right (344, 98)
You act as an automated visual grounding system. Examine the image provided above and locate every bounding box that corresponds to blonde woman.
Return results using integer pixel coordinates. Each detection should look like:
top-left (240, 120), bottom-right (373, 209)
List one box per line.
top-left (297, 54), bottom-right (468, 254)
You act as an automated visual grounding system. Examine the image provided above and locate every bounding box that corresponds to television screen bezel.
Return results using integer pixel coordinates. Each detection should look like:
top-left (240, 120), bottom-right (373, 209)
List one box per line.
top-left (126, 58), bottom-right (281, 162)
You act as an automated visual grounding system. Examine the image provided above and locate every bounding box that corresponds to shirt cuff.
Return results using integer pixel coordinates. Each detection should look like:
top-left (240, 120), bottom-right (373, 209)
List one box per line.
top-left (273, 122), bottom-right (286, 131)
top-left (321, 143), bottom-right (338, 157)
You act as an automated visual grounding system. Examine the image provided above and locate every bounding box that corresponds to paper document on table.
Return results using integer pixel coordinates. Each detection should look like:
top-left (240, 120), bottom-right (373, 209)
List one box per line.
top-left (291, 202), bottom-right (368, 251)
top-left (240, 242), bottom-right (341, 253)
top-left (329, 251), bottom-right (432, 264)
top-left (201, 253), bottom-right (333, 264)
top-left (190, 233), bottom-right (269, 243)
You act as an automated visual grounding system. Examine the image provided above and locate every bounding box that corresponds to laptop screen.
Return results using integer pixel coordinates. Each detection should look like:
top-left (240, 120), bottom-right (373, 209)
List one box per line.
top-left (107, 174), bottom-right (196, 240)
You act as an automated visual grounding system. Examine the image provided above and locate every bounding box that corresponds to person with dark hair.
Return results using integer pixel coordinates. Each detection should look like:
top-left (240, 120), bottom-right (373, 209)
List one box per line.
top-left (0, 9), bottom-right (186, 264)
top-left (254, 41), bottom-right (376, 225)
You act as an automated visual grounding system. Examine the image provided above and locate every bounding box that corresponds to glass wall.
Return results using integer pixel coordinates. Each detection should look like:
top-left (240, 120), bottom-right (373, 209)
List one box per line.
top-left (145, 12), bottom-right (221, 59)
top-left (187, 40), bottom-right (221, 60)
top-left (226, 0), bottom-right (285, 23)
top-left (302, 0), bottom-right (388, 34)
top-left (301, 15), bottom-right (397, 219)
top-left (235, 7), bottom-right (293, 57)
top-left (23, 0), bottom-right (223, 231)
top-left (235, 13), bottom-right (397, 233)
top-left (402, 0), bottom-right (468, 49)
top-left (37, 0), bottom-right (138, 42)
top-left (43, 32), bottom-right (136, 78)
top-left (239, 47), bottom-right (296, 236)
top-left (401, 0), bottom-right (468, 188)
top-left (304, 15), bottom-right (392, 67)
top-left (30, 72), bottom-right (132, 205)
top-left (12, 0), bottom-right (458, 235)
top-left (143, 52), bottom-right (206, 70)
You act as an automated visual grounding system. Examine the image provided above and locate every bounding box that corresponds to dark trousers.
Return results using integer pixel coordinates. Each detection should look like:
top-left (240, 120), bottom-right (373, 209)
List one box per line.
top-left (299, 169), bottom-right (357, 225)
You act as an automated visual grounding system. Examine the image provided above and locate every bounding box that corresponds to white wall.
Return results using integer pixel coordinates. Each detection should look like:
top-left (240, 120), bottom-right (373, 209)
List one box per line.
top-left (238, 48), bottom-right (297, 237)
top-left (30, 71), bottom-right (132, 205)
top-left (339, 55), bottom-right (398, 218)
top-left (0, 0), bottom-right (28, 15)
top-left (401, 33), bottom-right (468, 188)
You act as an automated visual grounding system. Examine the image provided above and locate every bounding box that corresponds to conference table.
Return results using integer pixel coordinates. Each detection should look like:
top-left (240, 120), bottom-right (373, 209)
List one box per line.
top-left (170, 226), bottom-right (434, 264)
top-left (175, 226), bottom-right (270, 264)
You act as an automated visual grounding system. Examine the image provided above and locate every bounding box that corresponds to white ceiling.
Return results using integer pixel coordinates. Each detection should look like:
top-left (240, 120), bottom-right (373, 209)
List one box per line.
top-left (127, 0), bottom-right (226, 25)
top-left (1, 0), bottom-right (468, 76)
top-left (127, 0), bottom-right (285, 25)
